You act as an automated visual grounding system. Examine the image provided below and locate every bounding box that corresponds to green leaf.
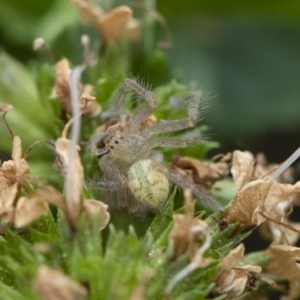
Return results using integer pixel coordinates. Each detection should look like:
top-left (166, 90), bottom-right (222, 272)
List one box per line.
top-left (0, 52), bottom-right (55, 151)
top-left (0, 0), bottom-right (76, 46)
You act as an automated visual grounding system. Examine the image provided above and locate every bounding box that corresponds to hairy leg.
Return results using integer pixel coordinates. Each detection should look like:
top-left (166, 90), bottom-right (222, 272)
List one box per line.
top-left (125, 79), bottom-right (157, 132)
top-left (90, 132), bottom-right (109, 156)
top-left (102, 78), bottom-right (156, 125)
top-left (143, 91), bottom-right (203, 137)
top-left (149, 135), bottom-right (202, 148)
top-left (167, 170), bottom-right (223, 211)
top-left (97, 156), bottom-right (128, 189)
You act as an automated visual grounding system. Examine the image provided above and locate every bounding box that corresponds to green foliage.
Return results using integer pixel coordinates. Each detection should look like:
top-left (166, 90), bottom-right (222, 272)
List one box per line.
top-left (0, 1), bottom-right (287, 299)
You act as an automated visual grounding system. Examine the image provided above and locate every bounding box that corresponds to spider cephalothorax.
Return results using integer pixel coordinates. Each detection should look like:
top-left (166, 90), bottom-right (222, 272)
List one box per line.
top-left (92, 78), bottom-right (222, 211)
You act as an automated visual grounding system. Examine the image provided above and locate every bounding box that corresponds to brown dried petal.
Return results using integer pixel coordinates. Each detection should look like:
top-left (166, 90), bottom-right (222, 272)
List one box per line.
top-left (71, 0), bottom-right (137, 44)
top-left (14, 194), bottom-right (48, 228)
top-left (80, 84), bottom-right (99, 115)
top-left (231, 150), bottom-right (256, 191)
top-left (55, 58), bottom-right (72, 113)
top-left (41, 186), bottom-right (67, 213)
top-left (172, 155), bottom-right (229, 188)
top-left (97, 6), bottom-right (133, 43)
top-left (1, 152), bottom-right (30, 189)
top-left (0, 160), bottom-right (15, 181)
top-left (266, 245), bottom-right (300, 299)
top-left (82, 199), bottom-right (110, 229)
top-left (80, 92), bottom-right (101, 116)
top-left (55, 138), bottom-right (84, 225)
top-left (260, 221), bottom-right (300, 245)
top-left (225, 179), bottom-right (273, 227)
top-left (12, 136), bottom-right (22, 170)
top-left (0, 182), bottom-right (18, 224)
top-left (213, 244), bottom-right (262, 298)
top-left (34, 266), bottom-right (87, 300)
top-left (70, 0), bottom-right (103, 25)
top-left (219, 243), bottom-right (245, 269)
top-left (257, 181), bottom-right (300, 223)
top-left (124, 19), bottom-right (140, 40)
top-left (169, 210), bottom-right (209, 260)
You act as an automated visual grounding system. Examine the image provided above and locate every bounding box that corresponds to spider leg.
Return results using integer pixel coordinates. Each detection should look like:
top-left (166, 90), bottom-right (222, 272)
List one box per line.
top-left (98, 157), bottom-right (128, 188)
top-left (89, 179), bottom-right (127, 191)
top-left (149, 135), bottom-right (202, 148)
top-left (90, 132), bottom-right (109, 156)
top-left (167, 170), bottom-right (223, 211)
top-left (143, 91), bottom-right (203, 137)
top-left (124, 78), bottom-right (157, 132)
top-left (102, 78), bottom-right (156, 124)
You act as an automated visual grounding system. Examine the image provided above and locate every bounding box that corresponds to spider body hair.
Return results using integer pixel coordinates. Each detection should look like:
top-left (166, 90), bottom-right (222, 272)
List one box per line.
top-left (91, 78), bottom-right (222, 212)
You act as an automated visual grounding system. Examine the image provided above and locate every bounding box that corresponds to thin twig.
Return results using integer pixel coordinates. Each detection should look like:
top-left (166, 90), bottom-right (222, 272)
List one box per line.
top-left (65, 65), bottom-right (84, 213)
top-left (272, 147), bottom-right (300, 180)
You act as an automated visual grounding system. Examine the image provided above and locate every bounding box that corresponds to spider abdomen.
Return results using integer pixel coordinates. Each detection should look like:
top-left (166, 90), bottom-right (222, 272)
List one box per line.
top-left (127, 159), bottom-right (169, 209)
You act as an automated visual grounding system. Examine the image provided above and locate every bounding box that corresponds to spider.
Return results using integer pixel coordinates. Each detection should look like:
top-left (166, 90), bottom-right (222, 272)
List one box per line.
top-left (91, 78), bottom-right (222, 212)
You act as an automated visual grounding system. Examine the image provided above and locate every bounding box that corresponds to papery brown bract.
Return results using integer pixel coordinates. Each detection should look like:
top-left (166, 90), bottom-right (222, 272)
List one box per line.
top-left (166, 189), bottom-right (212, 294)
top-left (70, 0), bottom-right (140, 47)
top-left (260, 220), bottom-right (300, 245)
top-left (265, 245), bottom-right (300, 300)
top-left (0, 182), bottom-right (18, 224)
top-left (171, 154), bottom-right (230, 189)
top-left (169, 190), bottom-right (210, 260)
top-left (82, 199), bottom-right (110, 230)
top-left (14, 193), bottom-right (48, 228)
top-left (225, 151), bottom-right (300, 228)
top-left (225, 178), bottom-right (273, 227)
top-left (213, 244), bottom-right (262, 298)
top-left (80, 84), bottom-right (101, 116)
top-left (54, 58), bottom-right (72, 114)
top-left (53, 58), bottom-right (101, 117)
top-left (34, 266), bottom-right (87, 300)
top-left (55, 137), bottom-right (84, 226)
top-left (53, 129), bottom-right (110, 229)
top-left (0, 135), bottom-right (37, 226)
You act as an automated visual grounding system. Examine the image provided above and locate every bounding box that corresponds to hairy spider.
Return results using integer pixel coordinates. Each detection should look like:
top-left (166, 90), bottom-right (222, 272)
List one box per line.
top-left (91, 78), bottom-right (222, 212)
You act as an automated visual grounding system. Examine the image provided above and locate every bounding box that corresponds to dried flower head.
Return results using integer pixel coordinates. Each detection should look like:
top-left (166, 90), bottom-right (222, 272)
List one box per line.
top-left (70, 0), bottom-right (140, 50)
top-left (53, 119), bottom-right (110, 229)
top-left (265, 245), bottom-right (300, 299)
top-left (166, 198), bottom-right (212, 294)
top-left (169, 189), bottom-right (210, 260)
top-left (0, 108), bottom-right (49, 227)
top-left (225, 150), bottom-right (300, 228)
top-left (213, 244), bottom-right (262, 298)
top-left (53, 58), bottom-right (101, 117)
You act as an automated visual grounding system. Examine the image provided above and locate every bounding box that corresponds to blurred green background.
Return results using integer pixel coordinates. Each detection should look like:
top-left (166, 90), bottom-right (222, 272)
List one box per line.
top-left (1, 0), bottom-right (300, 162)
